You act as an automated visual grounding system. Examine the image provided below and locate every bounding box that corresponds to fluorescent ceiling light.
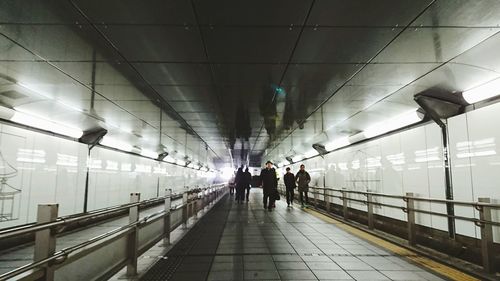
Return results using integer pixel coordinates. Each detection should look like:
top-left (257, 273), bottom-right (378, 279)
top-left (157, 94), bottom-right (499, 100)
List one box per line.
top-left (325, 137), bottom-right (350, 151)
top-left (291, 155), bottom-right (303, 162)
top-left (140, 149), bottom-right (158, 158)
top-left (364, 110), bottom-right (422, 138)
top-left (304, 149), bottom-right (319, 158)
top-left (100, 136), bottom-right (133, 152)
top-left (11, 110), bottom-right (83, 138)
top-left (463, 77), bottom-right (500, 104)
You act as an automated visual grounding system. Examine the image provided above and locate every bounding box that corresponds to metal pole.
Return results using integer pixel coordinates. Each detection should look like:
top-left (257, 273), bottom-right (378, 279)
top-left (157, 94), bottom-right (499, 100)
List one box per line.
top-left (342, 190), bottom-right (348, 220)
top-left (478, 198), bottom-right (494, 273)
top-left (367, 193), bottom-right (374, 230)
top-left (164, 189), bottom-right (172, 245)
top-left (127, 193), bottom-right (140, 276)
top-left (34, 204), bottom-right (58, 281)
top-left (406, 192), bottom-right (416, 246)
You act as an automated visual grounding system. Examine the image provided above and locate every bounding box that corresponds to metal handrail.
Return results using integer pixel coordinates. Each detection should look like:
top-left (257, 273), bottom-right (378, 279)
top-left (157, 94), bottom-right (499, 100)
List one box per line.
top-left (305, 185), bottom-right (500, 208)
top-left (278, 184), bottom-right (500, 227)
top-left (0, 186), bottom-right (215, 241)
top-left (0, 183), bottom-right (227, 281)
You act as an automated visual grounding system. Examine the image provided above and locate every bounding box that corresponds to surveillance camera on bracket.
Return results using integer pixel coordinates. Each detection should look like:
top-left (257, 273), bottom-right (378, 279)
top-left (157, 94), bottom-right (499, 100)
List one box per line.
top-left (157, 152), bottom-right (169, 161)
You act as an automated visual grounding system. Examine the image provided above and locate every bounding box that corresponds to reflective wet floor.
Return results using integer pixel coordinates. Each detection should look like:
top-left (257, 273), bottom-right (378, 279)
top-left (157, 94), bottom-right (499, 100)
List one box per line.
top-left (143, 189), bottom-right (447, 281)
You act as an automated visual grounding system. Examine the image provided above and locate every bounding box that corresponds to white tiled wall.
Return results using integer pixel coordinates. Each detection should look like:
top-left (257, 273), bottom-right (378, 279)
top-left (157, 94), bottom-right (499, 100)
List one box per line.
top-left (0, 123), bottom-right (216, 228)
top-left (273, 101), bottom-right (500, 242)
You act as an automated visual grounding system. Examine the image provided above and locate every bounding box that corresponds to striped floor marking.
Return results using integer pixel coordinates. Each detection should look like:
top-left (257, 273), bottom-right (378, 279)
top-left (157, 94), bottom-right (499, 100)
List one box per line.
top-left (303, 208), bottom-right (480, 281)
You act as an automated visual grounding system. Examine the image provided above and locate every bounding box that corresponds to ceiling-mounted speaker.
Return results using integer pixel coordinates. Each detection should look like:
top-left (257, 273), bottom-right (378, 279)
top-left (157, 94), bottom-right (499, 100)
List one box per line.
top-left (79, 127), bottom-right (107, 146)
top-left (158, 152), bottom-right (169, 161)
top-left (312, 143), bottom-right (328, 155)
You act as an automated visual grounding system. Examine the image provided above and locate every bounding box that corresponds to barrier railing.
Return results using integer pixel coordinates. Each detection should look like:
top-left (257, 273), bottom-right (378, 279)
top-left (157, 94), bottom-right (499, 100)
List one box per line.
top-left (278, 184), bottom-right (500, 273)
top-left (0, 183), bottom-right (227, 281)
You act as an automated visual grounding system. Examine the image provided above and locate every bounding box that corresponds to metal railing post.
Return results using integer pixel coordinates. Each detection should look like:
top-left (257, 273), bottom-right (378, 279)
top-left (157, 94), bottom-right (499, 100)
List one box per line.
top-left (34, 204), bottom-right (58, 281)
top-left (313, 188), bottom-right (318, 208)
top-left (182, 191), bottom-right (188, 228)
top-left (127, 193), bottom-right (140, 276)
top-left (164, 189), bottom-right (172, 245)
top-left (406, 192), bottom-right (416, 246)
top-left (324, 188), bottom-right (331, 212)
top-left (367, 192), bottom-right (374, 230)
top-left (478, 198), bottom-right (495, 273)
top-left (193, 192), bottom-right (198, 220)
top-left (342, 189), bottom-right (348, 220)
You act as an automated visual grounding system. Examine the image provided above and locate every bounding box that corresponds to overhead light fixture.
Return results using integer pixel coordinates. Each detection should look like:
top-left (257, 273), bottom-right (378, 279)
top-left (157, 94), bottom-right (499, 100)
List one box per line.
top-left (324, 137), bottom-right (350, 151)
top-left (11, 110), bottom-right (83, 138)
top-left (100, 136), bottom-right (133, 152)
top-left (363, 109), bottom-right (422, 139)
top-left (462, 77), bottom-right (500, 104)
top-left (158, 152), bottom-right (169, 161)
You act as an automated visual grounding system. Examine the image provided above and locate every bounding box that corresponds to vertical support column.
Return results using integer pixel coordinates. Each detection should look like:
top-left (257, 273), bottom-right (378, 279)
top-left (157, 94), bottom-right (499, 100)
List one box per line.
top-left (478, 198), bottom-right (494, 273)
top-left (127, 193), bottom-right (140, 276)
top-left (164, 189), bottom-right (172, 245)
top-left (182, 191), bottom-right (188, 228)
top-left (406, 192), bottom-right (416, 246)
top-left (367, 192), bottom-right (374, 230)
top-left (34, 204), bottom-right (58, 281)
top-left (342, 189), bottom-right (348, 220)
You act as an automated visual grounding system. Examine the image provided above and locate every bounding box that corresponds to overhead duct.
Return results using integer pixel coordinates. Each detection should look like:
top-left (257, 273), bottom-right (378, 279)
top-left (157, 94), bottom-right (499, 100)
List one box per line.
top-left (157, 152), bottom-right (169, 161)
top-left (79, 127), bottom-right (107, 148)
top-left (414, 88), bottom-right (465, 127)
top-left (312, 143), bottom-right (328, 155)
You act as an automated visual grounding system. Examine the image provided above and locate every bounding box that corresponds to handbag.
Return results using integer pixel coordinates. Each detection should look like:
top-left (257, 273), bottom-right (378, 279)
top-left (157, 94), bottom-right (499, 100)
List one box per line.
top-left (274, 189), bottom-right (280, 201)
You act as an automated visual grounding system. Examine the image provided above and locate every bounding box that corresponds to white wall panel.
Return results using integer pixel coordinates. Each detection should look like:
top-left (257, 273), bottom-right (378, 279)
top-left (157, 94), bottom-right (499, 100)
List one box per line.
top-left (0, 122), bottom-right (214, 228)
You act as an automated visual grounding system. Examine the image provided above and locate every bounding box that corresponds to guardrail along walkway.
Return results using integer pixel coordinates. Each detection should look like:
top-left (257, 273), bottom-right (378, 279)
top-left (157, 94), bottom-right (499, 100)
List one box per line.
top-left (140, 189), bottom-right (454, 281)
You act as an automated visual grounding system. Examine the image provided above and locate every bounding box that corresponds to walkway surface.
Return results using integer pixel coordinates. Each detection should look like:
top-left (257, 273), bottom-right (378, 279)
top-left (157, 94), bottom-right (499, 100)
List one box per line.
top-left (140, 189), bottom-right (447, 281)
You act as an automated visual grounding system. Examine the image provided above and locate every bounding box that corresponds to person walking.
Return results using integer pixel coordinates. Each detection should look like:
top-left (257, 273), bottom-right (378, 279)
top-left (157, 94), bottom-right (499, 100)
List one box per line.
top-left (235, 167), bottom-right (245, 204)
top-left (260, 161), bottom-right (278, 211)
top-left (295, 164), bottom-right (311, 207)
top-left (283, 167), bottom-right (296, 207)
top-left (244, 167), bottom-right (252, 202)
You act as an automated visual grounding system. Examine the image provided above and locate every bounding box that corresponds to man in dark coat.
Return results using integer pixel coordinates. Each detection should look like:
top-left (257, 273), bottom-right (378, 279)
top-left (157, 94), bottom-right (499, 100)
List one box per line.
top-left (283, 167), bottom-right (296, 207)
top-left (260, 161), bottom-right (278, 211)
top-left (235, 167), bottom-right (245, 204)
top-left (295, 164), bottom-right (311, 207)
top-left (244, 167), bottom-right (252, 202)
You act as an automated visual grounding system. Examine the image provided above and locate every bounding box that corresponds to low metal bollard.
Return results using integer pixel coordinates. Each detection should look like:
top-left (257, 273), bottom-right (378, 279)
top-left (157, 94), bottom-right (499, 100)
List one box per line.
top-left (34, 204), bottom-right (59, 281)
top-left (127, 193), bottom-right (140, 276)
top-left (164, 189), bottom-right (172, 245)
top-left (405, 192), bottom-right (416, 246)
top-left (478, 197), bottom-right (495, 273)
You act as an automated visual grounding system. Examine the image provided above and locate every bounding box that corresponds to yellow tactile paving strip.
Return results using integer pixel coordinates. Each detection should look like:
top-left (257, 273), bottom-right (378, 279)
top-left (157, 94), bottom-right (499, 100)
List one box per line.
top-left (303, 208), bottom-right (481, 281)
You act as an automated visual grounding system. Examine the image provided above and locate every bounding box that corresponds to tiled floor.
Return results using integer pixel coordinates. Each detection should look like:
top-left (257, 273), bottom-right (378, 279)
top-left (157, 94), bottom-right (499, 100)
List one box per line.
top-left (143, 189), bottom-right (447, 281)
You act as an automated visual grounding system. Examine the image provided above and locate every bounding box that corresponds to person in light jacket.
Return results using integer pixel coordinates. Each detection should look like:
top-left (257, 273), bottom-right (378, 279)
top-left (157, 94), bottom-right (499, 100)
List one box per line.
top-left (295, 164), bottom-right (311, 207)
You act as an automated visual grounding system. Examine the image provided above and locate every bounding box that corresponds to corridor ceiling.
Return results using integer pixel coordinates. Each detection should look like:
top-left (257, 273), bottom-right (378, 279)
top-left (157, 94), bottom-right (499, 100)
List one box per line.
top-left (1, 1), bottom-right (500, 168)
